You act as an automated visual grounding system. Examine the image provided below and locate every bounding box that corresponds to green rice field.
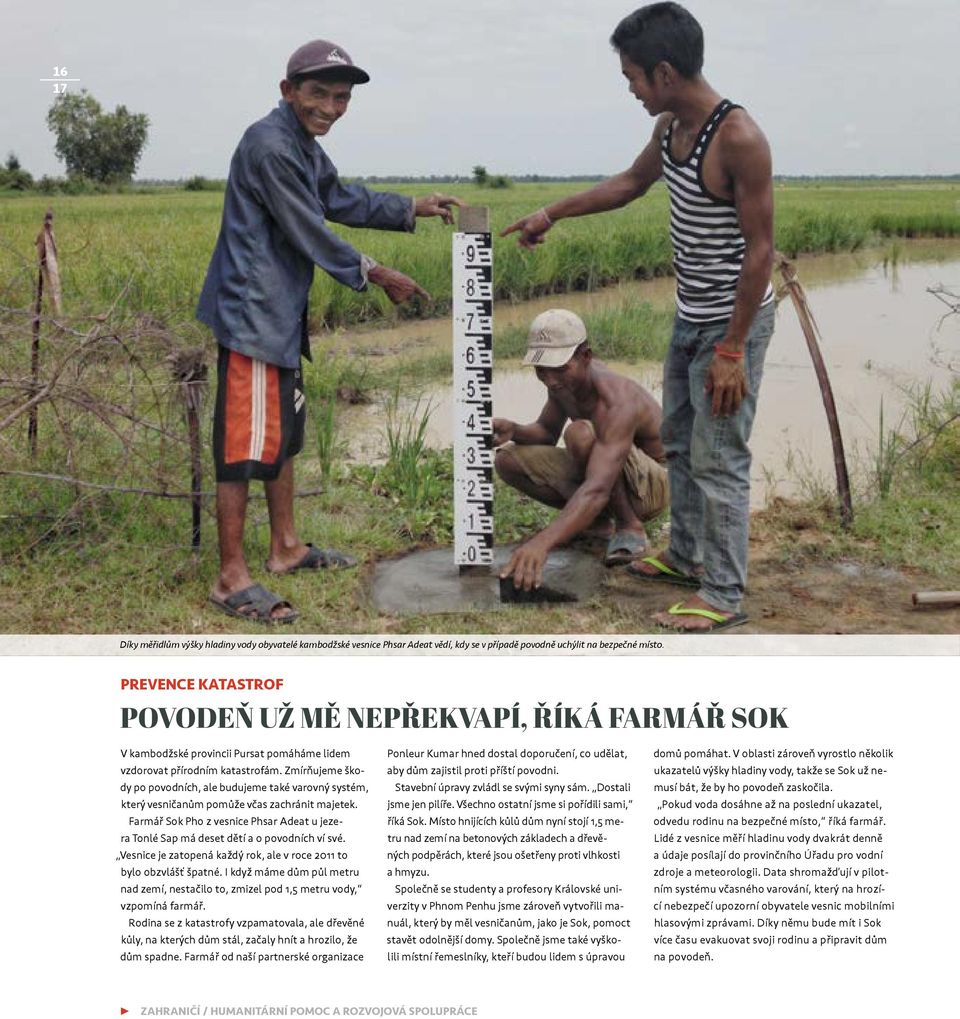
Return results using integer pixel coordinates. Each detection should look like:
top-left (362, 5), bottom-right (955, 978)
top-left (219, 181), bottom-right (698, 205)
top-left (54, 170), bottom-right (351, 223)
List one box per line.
top-left (1, 180), bottom-right (958, 332)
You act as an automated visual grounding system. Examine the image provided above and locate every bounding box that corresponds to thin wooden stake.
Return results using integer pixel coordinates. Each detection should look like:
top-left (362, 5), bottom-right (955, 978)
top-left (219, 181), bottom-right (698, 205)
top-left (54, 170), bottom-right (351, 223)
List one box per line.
top-left (27, 208), bottom-right (63, 459)
top-left (29, 241), bottom-right (45, 457)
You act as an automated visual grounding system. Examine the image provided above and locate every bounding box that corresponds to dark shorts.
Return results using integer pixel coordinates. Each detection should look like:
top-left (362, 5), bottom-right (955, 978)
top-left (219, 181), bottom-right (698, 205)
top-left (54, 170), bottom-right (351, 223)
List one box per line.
top-left (503, 437), bottom-right (669, 522)
top-left (213, 346), bottom-right (305, 482)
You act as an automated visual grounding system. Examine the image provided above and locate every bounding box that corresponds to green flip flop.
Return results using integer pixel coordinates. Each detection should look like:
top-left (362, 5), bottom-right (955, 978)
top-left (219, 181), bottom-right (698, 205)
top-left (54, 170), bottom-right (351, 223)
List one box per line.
top-left (656, 602), bottom-right (748, 633)
top-left (626, 555), bottom-right (701, 588)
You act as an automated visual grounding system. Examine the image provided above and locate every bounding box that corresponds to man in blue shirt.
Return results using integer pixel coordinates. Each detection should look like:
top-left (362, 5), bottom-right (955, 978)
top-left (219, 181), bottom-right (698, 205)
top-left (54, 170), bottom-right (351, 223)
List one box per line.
top-left (198, 39), bottom-right (462, 623)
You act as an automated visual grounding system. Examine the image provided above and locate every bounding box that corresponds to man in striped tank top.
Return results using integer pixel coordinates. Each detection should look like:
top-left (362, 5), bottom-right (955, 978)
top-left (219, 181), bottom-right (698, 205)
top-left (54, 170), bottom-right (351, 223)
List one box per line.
top-left (502, 3), bottom-right (775, 632)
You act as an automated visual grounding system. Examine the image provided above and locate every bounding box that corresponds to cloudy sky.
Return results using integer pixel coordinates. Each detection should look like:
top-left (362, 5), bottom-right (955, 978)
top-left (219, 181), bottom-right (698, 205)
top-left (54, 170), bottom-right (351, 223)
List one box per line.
top-left (4, 0), bottom-right (959, 179)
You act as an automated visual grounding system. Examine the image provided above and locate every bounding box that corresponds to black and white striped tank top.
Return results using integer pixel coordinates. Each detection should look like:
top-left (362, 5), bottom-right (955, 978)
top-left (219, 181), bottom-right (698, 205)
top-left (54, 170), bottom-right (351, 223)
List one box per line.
top-left (661, 99), bottom-right (773, 323)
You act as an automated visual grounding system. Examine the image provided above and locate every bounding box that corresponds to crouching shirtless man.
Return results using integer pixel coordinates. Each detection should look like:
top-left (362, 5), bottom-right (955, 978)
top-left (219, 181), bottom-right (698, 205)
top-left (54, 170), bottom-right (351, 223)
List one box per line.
top-left (495, 309), bottom-right (667, 592)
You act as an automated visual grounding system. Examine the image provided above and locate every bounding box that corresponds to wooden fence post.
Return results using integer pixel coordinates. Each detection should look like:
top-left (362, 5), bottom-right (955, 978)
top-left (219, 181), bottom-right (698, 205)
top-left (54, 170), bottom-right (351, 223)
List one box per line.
top-left (28, 209), bottom-right (63, 458)
top-left (168, 350), bottom-right (208, 553)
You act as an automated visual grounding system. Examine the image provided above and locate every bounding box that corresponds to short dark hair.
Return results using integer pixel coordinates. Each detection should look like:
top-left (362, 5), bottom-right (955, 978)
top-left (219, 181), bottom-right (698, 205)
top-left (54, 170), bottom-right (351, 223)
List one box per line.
top-left (610, 3), bottom-right (704, 79)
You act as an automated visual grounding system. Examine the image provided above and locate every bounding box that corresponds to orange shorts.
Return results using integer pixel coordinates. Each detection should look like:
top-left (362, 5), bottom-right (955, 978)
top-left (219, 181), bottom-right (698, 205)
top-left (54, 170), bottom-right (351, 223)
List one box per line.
top-left (213, 346), bottom-right (305, 482)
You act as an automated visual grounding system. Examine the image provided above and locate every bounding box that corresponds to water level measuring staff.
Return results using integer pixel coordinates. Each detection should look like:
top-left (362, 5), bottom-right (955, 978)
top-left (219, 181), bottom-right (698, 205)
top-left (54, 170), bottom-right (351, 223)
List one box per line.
top-left (452, 209), bottom-right (495, 568)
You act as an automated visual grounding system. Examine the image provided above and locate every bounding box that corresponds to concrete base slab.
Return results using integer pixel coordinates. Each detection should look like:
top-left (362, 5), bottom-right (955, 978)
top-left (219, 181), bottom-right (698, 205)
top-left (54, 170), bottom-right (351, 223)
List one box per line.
top-left (371, 545), bottom-right (606, 616)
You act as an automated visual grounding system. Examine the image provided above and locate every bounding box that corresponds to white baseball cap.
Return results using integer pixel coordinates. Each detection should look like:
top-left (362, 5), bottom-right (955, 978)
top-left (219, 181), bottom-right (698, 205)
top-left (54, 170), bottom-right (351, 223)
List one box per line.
top-left (522, 309), bottom-right (588, 368)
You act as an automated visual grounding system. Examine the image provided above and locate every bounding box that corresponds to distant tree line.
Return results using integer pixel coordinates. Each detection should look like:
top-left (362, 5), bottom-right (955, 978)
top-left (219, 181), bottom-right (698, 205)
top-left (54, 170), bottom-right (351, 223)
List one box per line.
top-left (4, 112), bottom-right (960, 199)
top-left (773, 174), bottom-right (960, 183)
top-left (351, 172), bottom-right (608, 184)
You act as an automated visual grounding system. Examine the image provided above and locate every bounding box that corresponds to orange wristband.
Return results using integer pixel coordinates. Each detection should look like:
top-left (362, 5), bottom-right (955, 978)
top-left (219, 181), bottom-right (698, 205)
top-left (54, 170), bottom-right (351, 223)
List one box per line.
top-left (714, 345), bottom-right (744, 359)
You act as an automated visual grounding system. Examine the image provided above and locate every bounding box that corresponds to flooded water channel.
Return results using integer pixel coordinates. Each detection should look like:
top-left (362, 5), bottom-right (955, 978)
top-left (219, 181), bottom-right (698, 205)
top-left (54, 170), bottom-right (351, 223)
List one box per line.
top-left (333, 241), bottom-right (960, 506)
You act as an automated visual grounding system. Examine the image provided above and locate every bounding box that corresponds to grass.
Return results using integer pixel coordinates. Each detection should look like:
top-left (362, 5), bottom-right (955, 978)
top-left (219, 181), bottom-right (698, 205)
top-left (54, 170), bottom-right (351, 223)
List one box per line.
top-left (302, 353), bottom-right (366, 484)
top-left (6, 364), bottom-right (955, 634)
top-left (375, 387), bottom-right (451, 540)
top-left (0, 443), bottom-right (546, 633)
top-left (316, 300), bottom-right (672, 394)
top-left (0, 445), bottom-right (638, 634)
top-left (2, 380), bottom-right (957, 632)
top-left (757, 379), bottom-right (960, 577)
top-left (2, 181), bottom-right (959, 633)
top-left (313, 390), bottom-right (340, 487)
top-left (2, 181), bottom-right (958, 331)
top-left (874, 398), bottom-right (900, 499)
top-left (496, 299), bottom-right (673, 363)
top-left (856, 380), bottom-right (960, 566)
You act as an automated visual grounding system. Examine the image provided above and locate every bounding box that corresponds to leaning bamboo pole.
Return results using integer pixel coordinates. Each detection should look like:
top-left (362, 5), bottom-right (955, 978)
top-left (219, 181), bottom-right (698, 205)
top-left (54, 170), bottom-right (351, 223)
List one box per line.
top-left (775, 253), bottom-right (854, 528)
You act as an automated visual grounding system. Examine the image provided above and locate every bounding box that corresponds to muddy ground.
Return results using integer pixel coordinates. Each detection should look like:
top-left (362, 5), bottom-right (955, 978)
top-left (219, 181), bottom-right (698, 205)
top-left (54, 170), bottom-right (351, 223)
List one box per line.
top-left (368, 525), bottom-right (958, 637)
top-left (603, 544), bottom-right (952, 636)
top-left (581, 526), bottom-right (958, 636)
